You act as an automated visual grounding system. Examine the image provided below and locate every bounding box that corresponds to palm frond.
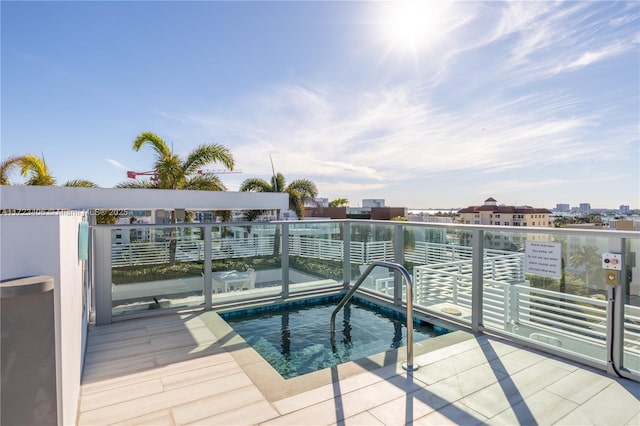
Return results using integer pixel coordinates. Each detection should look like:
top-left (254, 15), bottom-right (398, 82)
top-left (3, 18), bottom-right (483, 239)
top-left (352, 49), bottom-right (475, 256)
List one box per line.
top-left (115, 180), bottom-right (158, 189)
top-left (183, 144), bottom-right (235, 174)
top-left (287, 179), bottom-right (318, 200)
top-left (239, 178), bottom-right (273, 192)
top-left (242, 209), bottom-right (266, 222)
top-left (0, 155), bottom-right (24, 185)
top-left (20, 154), bottom-right (56, 186)
top-left (155, 155), bottom-right (184, 189)
top-left (183, 174), bottom-right (227, 191)
top-left (64, 179), bottom-right (99, 188)
top-left (286, 190), bottom-right (306, 219)
top-left (132, 132), bottom-right (172, 158)
top-left (271, 173), bottom-right (286, 193)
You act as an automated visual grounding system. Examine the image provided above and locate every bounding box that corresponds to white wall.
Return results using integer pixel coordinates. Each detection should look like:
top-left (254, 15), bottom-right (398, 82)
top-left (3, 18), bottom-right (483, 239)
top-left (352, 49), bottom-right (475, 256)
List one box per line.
top-left (0, 185), bottom-right (289, 211)
top-left (0, 213), bottom-right (87, 426)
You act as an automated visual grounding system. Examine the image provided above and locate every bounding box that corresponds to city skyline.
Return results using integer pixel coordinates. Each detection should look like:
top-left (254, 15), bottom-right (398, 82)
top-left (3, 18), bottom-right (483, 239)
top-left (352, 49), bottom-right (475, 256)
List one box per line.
top-left (2, 1), bottom-right (639, 209)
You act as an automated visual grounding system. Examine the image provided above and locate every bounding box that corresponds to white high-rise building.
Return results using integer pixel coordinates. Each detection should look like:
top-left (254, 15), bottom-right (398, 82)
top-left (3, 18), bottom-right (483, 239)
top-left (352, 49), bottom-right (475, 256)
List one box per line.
top-left (579, 203), bottom-right (591, 214)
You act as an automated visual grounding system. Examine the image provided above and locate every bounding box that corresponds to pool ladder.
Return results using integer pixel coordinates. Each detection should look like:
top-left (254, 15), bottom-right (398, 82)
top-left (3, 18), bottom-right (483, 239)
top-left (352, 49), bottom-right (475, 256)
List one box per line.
top-left (330, 260), bottom-right (419, 372)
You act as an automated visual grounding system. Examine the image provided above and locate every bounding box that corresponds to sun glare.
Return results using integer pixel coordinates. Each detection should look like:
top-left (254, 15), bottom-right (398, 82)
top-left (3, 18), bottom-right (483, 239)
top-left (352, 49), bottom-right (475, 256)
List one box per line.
top-left (379, 1), bottom-right (451, 53)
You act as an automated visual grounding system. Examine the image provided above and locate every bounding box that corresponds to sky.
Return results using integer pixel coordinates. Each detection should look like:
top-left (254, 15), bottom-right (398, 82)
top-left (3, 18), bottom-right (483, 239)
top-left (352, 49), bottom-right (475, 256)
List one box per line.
top-left (2, 1), bottom-right (639, 210)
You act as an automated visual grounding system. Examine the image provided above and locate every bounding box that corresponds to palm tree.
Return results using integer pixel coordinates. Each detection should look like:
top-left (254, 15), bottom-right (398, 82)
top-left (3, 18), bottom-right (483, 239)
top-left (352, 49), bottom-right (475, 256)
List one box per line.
top-left (240, 172), bottom-right (317, 256)
top-left (127, 131), bottom-right (234, 190)
top-left (20, 154), bottom-right (56, 186)
top-left (125, 131), bottom-right (235, 263)
top-left (569, 245), bottom-right (601, 289)
top-left (2, 155), bottom-right (98, 187)
top-left (0, 156), bottom-right (23, 185)
top-left (239, 173), bottom-right (318, 220)
top-left (329, 198), bottom-right (349, 207)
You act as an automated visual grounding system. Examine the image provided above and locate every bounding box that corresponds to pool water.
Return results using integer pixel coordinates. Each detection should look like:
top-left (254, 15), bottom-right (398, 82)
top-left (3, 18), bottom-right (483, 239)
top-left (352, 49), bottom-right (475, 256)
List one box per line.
top-left (222, 297), bottom-right (449, 379)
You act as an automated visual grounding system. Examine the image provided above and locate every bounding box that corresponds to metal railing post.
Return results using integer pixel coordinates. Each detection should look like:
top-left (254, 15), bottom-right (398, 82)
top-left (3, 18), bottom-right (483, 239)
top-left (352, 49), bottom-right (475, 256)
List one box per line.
top-left (281, 223), bottom-right (290, 299)
top-left (203, 225), bottom-right (212, 310)
top-left (343, 221), bottom-right (351, 289)
top-left (471, 229), bottom-right (484, 332)
top-left (453, 276), bottom-right (458, 304)
top-left (93, 226), bottom-right (112, 325)
top-left (394, 223), bottom-right (404, 305)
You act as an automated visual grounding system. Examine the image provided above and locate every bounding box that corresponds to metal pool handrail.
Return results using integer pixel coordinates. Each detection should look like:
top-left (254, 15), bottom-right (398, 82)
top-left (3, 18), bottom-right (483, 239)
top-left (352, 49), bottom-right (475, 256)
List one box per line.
top-left (330, 260), bottom-right (419, 371)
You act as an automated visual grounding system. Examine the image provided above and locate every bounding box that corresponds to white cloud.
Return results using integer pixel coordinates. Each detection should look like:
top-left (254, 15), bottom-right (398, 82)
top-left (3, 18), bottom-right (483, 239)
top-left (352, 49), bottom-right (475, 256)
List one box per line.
top-left (161, 82), bottom-right (622, 187)
top-left (316, 180), bottom-right (387, 194)
top-left (106, 158), bottom-right (129, 170)
top-left (552, 42), bottom-right (631, 74)
top-left (500, 174), bottom-right (623, 191)
top-left (609, 14), bottom-right (638, 27)
top-left (150, 1), bottom-right (638, 206)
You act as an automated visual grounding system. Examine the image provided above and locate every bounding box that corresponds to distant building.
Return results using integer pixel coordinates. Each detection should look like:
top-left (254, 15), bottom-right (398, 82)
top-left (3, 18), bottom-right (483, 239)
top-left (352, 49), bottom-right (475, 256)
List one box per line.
top-left (309, 198), bottom-right (329, 208)
top-left (610, 219), bottom-right (640, 231)
top-left (370, 207), bottom-right (407, 220)
top-left (555, 204), bottom-right (570, 213)
top-left (305, 198), bottom-right (406, 220)
top-left (457, 197), bottom-right (552, 227)
top-left (362, 199), bottom-right (385, 208)
top-left (194, 211), bottom-right (215, 223)
top-left (620, 205), bottom-right (630, 214)
top-left (304, 206), bottom-right (347, 219)
top-left (406, 213), bottom-right (455, 224)
top-left (579, 203), bottom-right (591, 215)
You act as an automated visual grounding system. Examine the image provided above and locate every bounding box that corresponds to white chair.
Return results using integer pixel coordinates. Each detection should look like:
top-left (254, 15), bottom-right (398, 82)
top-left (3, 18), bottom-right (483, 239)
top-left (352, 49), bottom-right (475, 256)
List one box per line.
top-left (206, 269), bottom-right (258, 292)
top-left (212, 270), bottom-right (238, 293)
top-left (229, 268), bottom-right (256, 291)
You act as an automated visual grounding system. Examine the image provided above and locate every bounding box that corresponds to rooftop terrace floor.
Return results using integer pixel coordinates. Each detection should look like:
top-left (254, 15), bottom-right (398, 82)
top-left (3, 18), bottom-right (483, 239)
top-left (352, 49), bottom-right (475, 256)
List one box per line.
top-left (79, 310), bottom-right (639, 426)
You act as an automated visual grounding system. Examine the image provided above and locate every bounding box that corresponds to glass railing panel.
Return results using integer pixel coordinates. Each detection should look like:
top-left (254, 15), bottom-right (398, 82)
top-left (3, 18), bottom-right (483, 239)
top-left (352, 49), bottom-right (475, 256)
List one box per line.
top-left (351, 222), bottom-right (395, 297)
top-left (483, 229), bottom-right (612, 365)
top-left (623, 238), bottom-right (640, 375)
top-left (358, 265), bottom-right (395, 297)
top-left (111, 226), bottom-right (205, 316)
top-left (210, 223), bottom-right (281, 302)
top-left (407, 225), bottom-right (474, 325)
top-left (288, 221), bottom-right (343, 293)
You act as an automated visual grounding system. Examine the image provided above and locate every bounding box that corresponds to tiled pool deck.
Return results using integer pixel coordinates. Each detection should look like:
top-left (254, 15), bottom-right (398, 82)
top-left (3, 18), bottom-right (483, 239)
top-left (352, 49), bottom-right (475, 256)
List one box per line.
top-left (78, 311), bottom-right (639, 425)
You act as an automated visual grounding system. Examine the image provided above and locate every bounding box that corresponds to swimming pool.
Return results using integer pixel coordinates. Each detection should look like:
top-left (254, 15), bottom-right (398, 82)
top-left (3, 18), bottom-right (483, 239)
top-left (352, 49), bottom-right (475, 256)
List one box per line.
top-left (221, 296), bottom-right (450, 379)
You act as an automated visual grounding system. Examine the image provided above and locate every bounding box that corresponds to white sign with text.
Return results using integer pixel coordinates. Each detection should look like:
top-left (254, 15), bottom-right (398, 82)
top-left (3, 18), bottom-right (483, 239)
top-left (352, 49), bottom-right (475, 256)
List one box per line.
top-left (525, 241), bottom-right (562, 278)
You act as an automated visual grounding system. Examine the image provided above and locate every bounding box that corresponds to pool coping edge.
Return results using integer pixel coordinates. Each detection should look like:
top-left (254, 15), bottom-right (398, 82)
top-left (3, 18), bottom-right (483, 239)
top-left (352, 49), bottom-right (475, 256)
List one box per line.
top-left (198, 309), bottom-right (475, 402)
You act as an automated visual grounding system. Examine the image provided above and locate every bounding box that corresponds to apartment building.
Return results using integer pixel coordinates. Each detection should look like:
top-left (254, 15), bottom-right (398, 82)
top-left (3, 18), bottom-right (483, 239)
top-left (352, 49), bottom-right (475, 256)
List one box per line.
top-left (457, 197), bottom-right (552, 227)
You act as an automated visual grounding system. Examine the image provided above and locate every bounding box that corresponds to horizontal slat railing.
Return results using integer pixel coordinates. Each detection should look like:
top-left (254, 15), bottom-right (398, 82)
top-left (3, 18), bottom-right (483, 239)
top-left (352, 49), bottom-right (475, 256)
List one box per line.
top-left (113, 236), bottom-right (277, 266)
top-left (288, 236), bottom-right (343, 261)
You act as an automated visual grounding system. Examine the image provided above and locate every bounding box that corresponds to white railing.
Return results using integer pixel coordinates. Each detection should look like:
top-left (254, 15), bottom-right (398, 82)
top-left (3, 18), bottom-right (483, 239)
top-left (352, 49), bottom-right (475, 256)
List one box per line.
top-left (350, 241), bottom-right (366, 264)
top-left (413, 265), bottom-right (510, 325)
top-left (512, 285), bottom-right (611, 350)
top-left (365, 241), bottom-right (394, 263)
top-left (413, 264), bottom-right (640, 358)
top-left (624, 304), bottom-right (640, 355)
top-left (406, 241), bottom-right (473, 264)
top-left (112, 236), bottom-right (276, 266)
top-left (112, 241), bottom-right (174, 266)
top-left (96, 220), bottom-right (640, 380)
top-left (406, 243), bottom-right (525, 282)
top-left (288, 236), bottom-right (343, 261)
top-left (113, 236), bottom-right (399, 267)
top-left (214, 236), bottom-right (276, 259)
